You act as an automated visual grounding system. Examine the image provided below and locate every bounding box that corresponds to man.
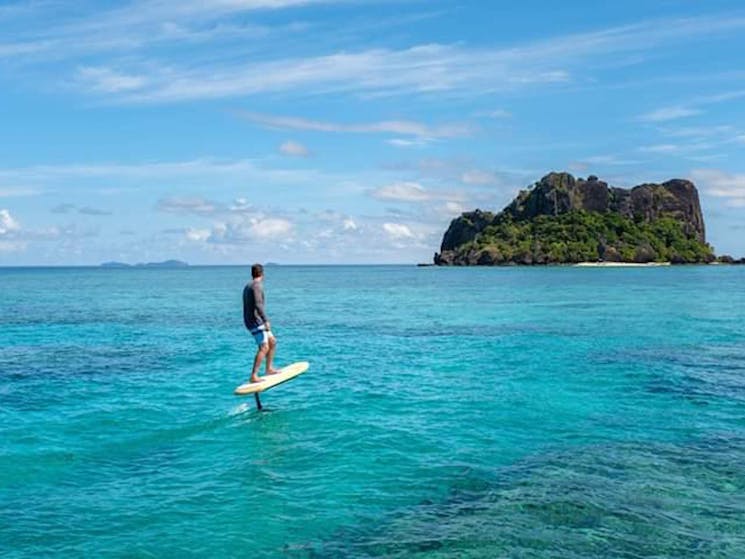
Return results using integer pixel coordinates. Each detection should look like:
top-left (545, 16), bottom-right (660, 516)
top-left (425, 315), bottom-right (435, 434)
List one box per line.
top-left (243, 263), bottom-right (279, 383)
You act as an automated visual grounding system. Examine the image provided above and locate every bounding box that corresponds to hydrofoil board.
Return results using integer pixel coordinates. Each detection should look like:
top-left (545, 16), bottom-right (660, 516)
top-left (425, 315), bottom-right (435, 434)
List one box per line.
top-left (234, 361), bottom-right (309, 395)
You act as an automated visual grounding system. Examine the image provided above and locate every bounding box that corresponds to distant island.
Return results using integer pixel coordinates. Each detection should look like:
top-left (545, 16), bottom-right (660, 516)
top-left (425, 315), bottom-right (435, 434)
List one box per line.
top-left (100, 260), bottom-right (189, 268)
top-left (435, 172), bottom-right (720, 266)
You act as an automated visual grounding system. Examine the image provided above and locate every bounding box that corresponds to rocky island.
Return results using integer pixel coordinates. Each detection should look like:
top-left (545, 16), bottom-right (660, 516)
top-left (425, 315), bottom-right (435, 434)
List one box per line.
top-left (435, 172), bottom-right (714, 266)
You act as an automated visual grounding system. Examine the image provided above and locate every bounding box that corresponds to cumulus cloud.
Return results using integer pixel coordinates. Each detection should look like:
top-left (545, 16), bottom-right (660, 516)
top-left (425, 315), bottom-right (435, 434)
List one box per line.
top-left (279, 140), bottom-right (311, 157)
top-left (342, 218), bottom-right (357, 231)
top-left (197, 216), bottom-right (295, 244)
top-left (0, 209), bottom-right (20, 235)
top-left (185, 228), bottom-right (210, 241)
top-left (249, 217), bottom-right (293, 238)
top-left (383, 222), bottom-right (414, 239)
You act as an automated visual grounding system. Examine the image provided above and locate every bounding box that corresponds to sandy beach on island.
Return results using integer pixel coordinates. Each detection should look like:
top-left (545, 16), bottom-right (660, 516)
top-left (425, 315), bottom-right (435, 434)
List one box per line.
top-left (574, 262), bottom-right (671, 267)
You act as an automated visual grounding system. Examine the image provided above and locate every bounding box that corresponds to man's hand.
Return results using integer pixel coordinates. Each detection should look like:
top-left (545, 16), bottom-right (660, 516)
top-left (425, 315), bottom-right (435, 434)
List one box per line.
top-left (264, 321), bottom-right (271, 332)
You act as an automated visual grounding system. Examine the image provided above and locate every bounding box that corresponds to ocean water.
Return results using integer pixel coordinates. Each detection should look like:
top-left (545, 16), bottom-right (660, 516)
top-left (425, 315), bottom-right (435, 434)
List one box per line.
top-left (1, 265), bottom-right (744, 558)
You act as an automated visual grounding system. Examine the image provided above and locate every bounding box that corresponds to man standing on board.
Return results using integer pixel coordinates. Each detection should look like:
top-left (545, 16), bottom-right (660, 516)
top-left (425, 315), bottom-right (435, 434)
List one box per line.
top-left (243, 263), bottom-right (279, 383)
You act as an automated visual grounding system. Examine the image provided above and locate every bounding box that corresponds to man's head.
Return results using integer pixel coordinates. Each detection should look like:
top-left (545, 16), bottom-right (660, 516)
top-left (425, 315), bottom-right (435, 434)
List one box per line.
top-left (251, 263), bottom-right (264, 279)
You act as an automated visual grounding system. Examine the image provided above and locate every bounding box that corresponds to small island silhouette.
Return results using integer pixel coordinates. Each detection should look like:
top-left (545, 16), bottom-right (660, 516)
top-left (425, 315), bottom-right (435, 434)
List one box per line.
top-left (100, 260), bottom-right (189, 268)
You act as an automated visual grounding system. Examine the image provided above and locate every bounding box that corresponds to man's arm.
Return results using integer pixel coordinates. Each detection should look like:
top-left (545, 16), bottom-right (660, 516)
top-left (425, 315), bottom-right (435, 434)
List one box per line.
top-left (253, 283), bottom-right (269, 326)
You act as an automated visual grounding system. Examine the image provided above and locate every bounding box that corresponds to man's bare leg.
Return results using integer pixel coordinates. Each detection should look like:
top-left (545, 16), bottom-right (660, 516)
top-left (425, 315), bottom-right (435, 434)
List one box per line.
top-left (250, 344), bottom-right (269, 383)
top-left (266, 336), bottom-right (280, 375)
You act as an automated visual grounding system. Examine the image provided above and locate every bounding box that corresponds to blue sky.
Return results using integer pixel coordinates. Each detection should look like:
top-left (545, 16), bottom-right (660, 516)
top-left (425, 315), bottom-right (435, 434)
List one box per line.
top-left (1, 0), bottom-right (744, 265)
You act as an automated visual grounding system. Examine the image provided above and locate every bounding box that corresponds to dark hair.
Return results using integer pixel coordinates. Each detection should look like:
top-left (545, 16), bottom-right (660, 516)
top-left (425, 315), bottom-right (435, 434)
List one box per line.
top-left (251, 263), bottom-right (264, 278)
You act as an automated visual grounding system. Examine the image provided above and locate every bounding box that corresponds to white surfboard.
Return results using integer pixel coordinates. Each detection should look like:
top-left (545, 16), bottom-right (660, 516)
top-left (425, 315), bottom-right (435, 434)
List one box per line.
top-left (234, 361), bottom-right (309, 395)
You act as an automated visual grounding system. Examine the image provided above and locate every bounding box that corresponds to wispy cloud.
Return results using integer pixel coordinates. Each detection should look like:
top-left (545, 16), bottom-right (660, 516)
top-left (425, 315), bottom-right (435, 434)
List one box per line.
top-left (659, 124), bottom-right (734, 138)
top-left (370, 181), bottom-right (466, 203)
top-left (0, 187), bottom-right (43, 197)
top-left (0, 0), bottom-right (338, 61)
top-left (57, 14), bottom-right (745, 103)
top-left (691, 169), bottom-right (745, 206)
top-left (477, 109), bottom-right (512, 119)
top-left (0, 158), bottom-right (331, 191)
top-left (639, 144), bottom-right (681, 154)
top-left (372, 182), bottom-right (431, 202)
top-left (238, 111), bottom-right (472, 139)
top-left (461, 170), bottom-right (498, 185)
top-left (638, 106), bottom-right (701, 122)
top-left (77, 67), bottom-right (146, 93)
top-left (638, 89), bottom-right (745, 123)
top-left (279, 140), bottom-right (311, 157)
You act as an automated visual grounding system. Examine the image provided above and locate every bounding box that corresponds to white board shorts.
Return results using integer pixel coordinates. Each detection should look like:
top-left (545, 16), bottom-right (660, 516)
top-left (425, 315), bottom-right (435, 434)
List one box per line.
top-left (249, 324), bottom-right (275, 347)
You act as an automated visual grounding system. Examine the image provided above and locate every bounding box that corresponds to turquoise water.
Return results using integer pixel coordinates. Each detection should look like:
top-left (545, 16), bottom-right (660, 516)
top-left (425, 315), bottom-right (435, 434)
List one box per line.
top-left (1, 265), bottom-right (744, 557)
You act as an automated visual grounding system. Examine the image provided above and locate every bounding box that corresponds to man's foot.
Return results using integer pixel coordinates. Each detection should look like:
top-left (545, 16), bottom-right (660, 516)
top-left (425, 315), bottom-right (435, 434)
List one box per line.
top-left (266, 368), bottom-right (281, 375)
top-left (250, 376), bottom-right (264, 383)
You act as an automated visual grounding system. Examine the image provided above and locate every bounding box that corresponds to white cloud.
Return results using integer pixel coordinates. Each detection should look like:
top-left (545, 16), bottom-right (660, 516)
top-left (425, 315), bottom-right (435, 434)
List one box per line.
top-left (660, 125), bottom-right (734, 138)
top-left (370, 181), bottom-right (470, 209)
top-left (185, 227), bottom-right (210, 241)
top-left (342, 218), bottom-right (357, 231)
top-left (383, 222), bottom-right (414, 239)
top-left (372, 181), bottom-right (430, 202)
top-left (478, 109), bottom-right (511, 119)
top-left (77, 67), bottom-right (146, 93)
top-left (386, 138), bottom-right (430, 148)
top-left (461, 170), bottom-right (497, 185)
top-left (638, 106), bottom-right (701, 122)
top-left (442, 201), bottom-right (466, 215)
top-left (0, 209), bottom-right (20, 235)
top-left (62, 15), bottom-right (745, 104)
top-left (206, 216), bottom-right (294, 243)
top-left (578, 155), bottom-right (641, 165)
top-left (0, 0), bottom-right (338, 63)
top-left (250, 217), bottom-right (293, 238)
top-left (691, 169), bottom-right (745, 205)
top-left (240, 111), bottom-right (471, 139)
top-left (639, 144), bottom-right (680, 153)
top-left (279, 140), bottom-right (311, 157)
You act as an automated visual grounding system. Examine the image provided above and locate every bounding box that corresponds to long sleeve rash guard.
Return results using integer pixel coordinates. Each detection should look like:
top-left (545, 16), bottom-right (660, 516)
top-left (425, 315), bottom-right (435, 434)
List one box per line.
top-left (243, 280), bottom-right (268, 330)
